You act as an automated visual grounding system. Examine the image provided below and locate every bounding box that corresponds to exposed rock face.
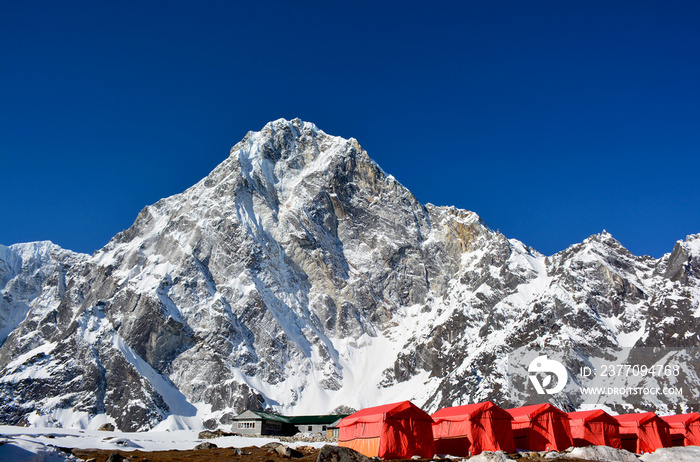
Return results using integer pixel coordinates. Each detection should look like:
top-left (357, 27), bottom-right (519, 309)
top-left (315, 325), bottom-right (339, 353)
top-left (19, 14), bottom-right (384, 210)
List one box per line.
top-left (1, 119), bottom-right (698, 430)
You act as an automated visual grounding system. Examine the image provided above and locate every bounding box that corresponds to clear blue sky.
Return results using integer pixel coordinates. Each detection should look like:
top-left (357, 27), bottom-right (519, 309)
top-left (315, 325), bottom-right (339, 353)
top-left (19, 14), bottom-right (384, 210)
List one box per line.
top-left (2, 1), bottom-right (699, 258)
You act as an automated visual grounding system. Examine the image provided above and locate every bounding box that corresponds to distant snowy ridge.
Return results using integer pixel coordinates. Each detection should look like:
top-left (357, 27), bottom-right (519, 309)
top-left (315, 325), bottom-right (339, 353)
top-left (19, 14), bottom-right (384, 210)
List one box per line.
top-left (1, 118), bottom-right (698, 431)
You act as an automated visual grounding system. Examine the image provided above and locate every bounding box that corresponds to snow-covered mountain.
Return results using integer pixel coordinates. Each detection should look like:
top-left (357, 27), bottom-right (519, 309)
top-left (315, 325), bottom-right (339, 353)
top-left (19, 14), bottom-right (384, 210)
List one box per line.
top-left (1, 119), bottom-right (699, 431)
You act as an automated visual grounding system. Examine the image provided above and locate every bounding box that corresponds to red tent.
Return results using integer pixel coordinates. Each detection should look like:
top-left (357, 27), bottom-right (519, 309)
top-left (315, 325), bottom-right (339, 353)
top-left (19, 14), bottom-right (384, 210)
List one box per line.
top-left (567, 409), bottom-right (621, 449)
top-left (432, 401), bottom-right (515, 456)
top-left (506, 403), bottom-right (573, 451)
top-left (338, 401), bottom-right (435, 459)
top-left (614, 412), bottom-right (671, 454)
top-left (660, 413), bottom-right (700, 447)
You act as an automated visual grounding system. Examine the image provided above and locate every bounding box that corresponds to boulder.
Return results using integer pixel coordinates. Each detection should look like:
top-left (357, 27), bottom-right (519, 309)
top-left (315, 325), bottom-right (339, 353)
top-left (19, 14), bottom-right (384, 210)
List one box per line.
top-left (193, 441), bottom-right (218, 450)
top-left (264, 442), bottom-right (304, 458)
top-left (639, 446), bottom-right (700, 461)
top-left (316, 445), bottom-right (372, 462)
top-left (106, 454), bottom-right (126, 462)
top-left (567, 445), bottom-right (640, 461)
top-left (198, 429), bottom-right (238, 439)
top-left (469, 451), bottom-right (512, 462)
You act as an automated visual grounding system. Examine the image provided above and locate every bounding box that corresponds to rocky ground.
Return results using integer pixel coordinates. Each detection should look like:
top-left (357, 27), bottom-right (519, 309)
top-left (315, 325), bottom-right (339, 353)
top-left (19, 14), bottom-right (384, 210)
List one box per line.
top-left (5, 425), bottom-right (689, 462)
top-left (68, 444), bottom-right (603, 462)
top-left (71, 444), bottom-right (318, 462)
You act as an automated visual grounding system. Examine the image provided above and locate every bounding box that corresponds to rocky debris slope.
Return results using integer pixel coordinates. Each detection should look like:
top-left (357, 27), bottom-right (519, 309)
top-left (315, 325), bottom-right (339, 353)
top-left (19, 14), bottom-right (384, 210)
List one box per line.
top-left (1, 119), bottom-right (698, 430)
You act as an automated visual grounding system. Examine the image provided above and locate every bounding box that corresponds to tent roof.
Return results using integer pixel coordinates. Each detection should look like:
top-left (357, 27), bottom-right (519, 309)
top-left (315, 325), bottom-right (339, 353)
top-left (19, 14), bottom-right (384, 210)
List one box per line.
top-left (339, 401), bottom-right (433, 426)
top-left (506, 403), bottom-right (567, 421)
top-left (432, 401), bottom-right (511, 421)
top-left (567, 409), bottom-right (616, 424)
top-left (660, 413), bottom-right (700, 425)
top-left (614, 412), bottom-right (660, 426)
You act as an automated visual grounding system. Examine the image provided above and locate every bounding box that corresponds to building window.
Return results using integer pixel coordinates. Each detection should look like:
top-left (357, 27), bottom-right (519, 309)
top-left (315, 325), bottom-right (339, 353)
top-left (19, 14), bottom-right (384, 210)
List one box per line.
top-left (237, 422), bottom-right (255, 429)
top-left (308, 426), bottom-right (313, 431)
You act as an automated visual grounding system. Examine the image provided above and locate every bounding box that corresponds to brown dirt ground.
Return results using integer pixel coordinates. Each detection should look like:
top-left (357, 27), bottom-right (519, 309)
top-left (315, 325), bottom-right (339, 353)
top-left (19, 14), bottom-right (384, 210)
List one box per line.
top-left (71, 444), bottom-right (320, 462)
top-left (69, 444), bottom-right (597, 462)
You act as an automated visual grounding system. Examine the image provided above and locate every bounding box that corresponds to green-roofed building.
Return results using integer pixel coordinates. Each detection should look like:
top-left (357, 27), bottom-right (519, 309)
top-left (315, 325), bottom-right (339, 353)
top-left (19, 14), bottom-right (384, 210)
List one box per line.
top-left (232, 410), bottom-right (295, 436)
top-left (232, 410), bottom-right (348, 437)
top-left (288, 415), bottom-right (348, 436)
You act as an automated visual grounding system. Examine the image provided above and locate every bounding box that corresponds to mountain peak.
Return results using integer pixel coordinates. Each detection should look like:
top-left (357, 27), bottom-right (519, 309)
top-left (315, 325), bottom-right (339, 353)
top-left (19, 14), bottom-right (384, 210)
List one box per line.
top-left (584, 229), bottom-right (624, 249)
top-left (265, 117), bottom-right (319, 133)
top-left (217, 119), bottom-right (382, 213)
top-left (1, 120), bottom-right (698, 432)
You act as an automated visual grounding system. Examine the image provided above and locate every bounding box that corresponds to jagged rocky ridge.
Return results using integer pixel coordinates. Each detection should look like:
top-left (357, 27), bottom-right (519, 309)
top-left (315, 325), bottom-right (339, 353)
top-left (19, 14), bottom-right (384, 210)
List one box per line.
top-left (1, 119), bottom-right (699, 431)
